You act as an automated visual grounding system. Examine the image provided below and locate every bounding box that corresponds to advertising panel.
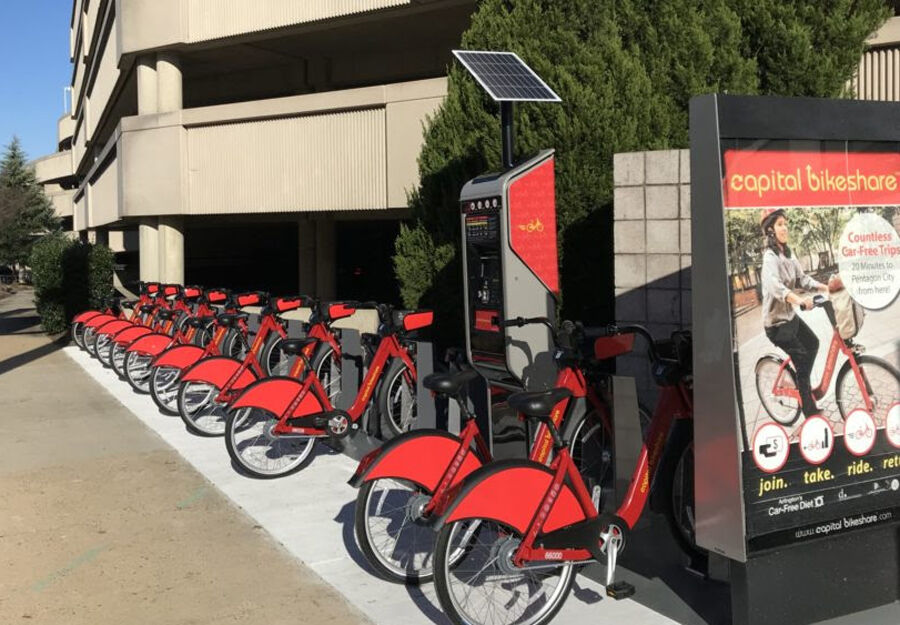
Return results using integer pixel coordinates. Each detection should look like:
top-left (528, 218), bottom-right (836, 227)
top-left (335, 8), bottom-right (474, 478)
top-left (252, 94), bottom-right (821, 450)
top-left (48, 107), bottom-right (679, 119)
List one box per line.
top-left (721, 139), bottom-right (900, 550)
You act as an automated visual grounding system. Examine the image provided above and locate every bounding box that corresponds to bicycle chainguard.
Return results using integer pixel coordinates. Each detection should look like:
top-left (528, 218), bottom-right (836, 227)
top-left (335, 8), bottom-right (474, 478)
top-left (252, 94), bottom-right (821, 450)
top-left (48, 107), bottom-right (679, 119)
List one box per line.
top-left (314, 410), bottom-right (356, 439)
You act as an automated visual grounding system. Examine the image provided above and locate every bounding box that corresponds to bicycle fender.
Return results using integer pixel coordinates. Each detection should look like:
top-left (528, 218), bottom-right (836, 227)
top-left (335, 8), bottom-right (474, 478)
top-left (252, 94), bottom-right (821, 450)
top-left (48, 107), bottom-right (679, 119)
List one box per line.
top-left (96, 319), bottom-right (134, 337)
top-left (152, 344), bottom-right (205, 370)
top-left (112, 325), bottom-right (153, 345)
top-left (181, 356), bottom-right (256, 389)
top-left (436, 460), bottom-right (588, 535)
top-left (73, 310), bottom-right (102, 324)
top-left (229, 376), bottom-right (325, 416)
top-left (348, 430), bottom-right (483, 492)
top-left (125, 333), bottom-right (173, 356)
top-left (84, 314), bottom-right (118, 329)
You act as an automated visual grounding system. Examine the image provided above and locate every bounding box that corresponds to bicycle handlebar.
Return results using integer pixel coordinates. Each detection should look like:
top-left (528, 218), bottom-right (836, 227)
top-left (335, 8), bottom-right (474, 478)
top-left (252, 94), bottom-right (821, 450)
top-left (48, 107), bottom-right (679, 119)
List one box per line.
top-left (600, 323), bottom-right (661, 365)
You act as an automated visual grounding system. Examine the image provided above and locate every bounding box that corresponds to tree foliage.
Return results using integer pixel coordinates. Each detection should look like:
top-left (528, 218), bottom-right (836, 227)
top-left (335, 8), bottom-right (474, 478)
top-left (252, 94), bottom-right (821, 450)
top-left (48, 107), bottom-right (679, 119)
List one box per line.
top-left (30, 235), bottom-right (114, 334)
top-left (0, 137), bottom-right (60, 266)
top-left (395, 0), bottom-right (889, 346)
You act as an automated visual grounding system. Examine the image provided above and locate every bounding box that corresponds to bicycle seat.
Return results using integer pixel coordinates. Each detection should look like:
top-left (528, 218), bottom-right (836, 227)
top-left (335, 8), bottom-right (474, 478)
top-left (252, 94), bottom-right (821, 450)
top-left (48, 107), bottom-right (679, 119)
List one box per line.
top-left (187, 315), bottom-right (215, 328)
top-left (280, 337), bottom-right (319, 356)
top-left (140, 304), bottom-right (156, 314)
top-left (424, 369), bottom-right (480, 395)
top-left (216, 312), bottom-right (249, 326)
top-left (156, 309), bottom-right (180, 321)
top-left (508, 388), bottom-right (573, 417)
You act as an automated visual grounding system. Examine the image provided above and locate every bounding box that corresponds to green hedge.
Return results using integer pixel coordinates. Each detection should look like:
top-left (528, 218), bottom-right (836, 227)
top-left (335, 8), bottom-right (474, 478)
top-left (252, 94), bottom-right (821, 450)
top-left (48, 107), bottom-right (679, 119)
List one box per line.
top-left (30, 234), bottom-right (115, 334)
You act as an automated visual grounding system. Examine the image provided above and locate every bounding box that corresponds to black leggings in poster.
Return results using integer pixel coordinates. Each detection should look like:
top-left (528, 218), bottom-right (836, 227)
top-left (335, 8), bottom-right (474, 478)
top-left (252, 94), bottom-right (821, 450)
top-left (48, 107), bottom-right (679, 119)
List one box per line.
top-left (765, 316), bottom-right (820, 417)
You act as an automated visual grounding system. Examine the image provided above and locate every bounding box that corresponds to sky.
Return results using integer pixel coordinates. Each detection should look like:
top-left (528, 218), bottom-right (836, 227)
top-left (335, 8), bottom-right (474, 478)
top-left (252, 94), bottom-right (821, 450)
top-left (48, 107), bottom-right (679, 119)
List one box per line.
top-left (0, 1), bottom-right (73, 162)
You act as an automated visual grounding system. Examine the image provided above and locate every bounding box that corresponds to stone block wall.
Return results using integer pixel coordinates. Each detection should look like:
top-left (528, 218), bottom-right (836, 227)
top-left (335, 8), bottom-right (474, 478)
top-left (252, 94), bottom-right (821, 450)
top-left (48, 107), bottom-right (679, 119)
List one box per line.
top-left (613, 149), bottom-right (692, 402)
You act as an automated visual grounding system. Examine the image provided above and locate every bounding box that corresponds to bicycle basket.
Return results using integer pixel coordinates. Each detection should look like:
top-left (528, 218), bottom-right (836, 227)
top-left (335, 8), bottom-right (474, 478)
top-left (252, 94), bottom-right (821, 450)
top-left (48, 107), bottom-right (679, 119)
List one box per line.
top-left (832, 289), bottom-right (865, 339)
top-left (328, 302), bottom-right (356, 321)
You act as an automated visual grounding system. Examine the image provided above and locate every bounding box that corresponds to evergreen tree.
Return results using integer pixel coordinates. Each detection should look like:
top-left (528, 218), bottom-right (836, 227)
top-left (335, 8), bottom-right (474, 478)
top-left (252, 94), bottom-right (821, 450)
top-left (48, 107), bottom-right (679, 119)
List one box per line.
top-left (395, 0), bottom-right (889, 347)
top-left (0, 137), bottom-right (60, 267)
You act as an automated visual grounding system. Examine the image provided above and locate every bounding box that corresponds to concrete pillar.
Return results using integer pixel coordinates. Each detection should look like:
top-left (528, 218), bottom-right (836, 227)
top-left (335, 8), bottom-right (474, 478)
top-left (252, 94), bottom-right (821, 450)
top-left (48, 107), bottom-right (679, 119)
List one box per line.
top-left (156, 52), bottom-right (182, 113)
top-left (315, 217), bottom-right (336, 300)
top-left (136, 56), bottom-right (158, 115)
top-left (158, 216), bottom-right (185, 284)
top-left (94, 228), bottom-right (109, 247)
top-left (298, 217), bottom-right (317, 295)
top-left (139, 218), bottom-right (159, 282)
top-left (87, 230), bottom-right (97, 244)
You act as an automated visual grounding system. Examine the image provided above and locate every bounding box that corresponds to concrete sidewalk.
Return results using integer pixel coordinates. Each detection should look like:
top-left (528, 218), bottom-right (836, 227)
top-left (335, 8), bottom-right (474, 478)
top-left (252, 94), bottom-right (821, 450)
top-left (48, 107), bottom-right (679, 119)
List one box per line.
top-left (0, 288), bottom-right (370, 625)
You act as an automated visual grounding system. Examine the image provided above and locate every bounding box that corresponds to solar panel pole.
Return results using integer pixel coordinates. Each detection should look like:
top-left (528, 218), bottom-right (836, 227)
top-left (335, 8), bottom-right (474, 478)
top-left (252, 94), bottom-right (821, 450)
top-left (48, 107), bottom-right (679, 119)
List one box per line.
top-left (501, 101), bottom-right (515, 169)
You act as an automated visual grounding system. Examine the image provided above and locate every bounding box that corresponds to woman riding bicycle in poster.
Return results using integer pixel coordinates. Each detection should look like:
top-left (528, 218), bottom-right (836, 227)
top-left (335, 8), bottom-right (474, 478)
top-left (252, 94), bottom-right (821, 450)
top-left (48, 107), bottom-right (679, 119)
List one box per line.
top-left (760, 208), bottom-right (829, 418)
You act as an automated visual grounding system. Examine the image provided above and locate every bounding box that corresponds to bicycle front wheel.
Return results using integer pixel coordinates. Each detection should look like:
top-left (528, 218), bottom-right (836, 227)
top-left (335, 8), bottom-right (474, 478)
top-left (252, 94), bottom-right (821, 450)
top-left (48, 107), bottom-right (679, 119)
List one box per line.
top-left (261, 334), bottom-right (286, 376)
top-left (434, 518), bottom-right (575, 625)
top-left (83, 326), bottom-right (100, 357)
top-left (378, 360), bottom-right (417, 438)
top-left (354, 477), bottom-right (438, 584)
top-left (755, 356), bottom-right (801, 426)
top-left (312, 344), bottom-right (341, 404)
top-left (71, 321), bottom-right (86, 349)
top-left (836, 355), bottom-right (900, 428)
top-left (95, 333), bottom-right (115, 367)
top-left (224, 407), bottom-right (316, 478)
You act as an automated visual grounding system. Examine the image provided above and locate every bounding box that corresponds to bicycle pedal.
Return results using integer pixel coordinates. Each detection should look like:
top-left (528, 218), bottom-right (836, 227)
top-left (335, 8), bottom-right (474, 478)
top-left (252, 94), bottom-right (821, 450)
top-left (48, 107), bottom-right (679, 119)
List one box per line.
top-left (605, 581), bottom-right (635, 600)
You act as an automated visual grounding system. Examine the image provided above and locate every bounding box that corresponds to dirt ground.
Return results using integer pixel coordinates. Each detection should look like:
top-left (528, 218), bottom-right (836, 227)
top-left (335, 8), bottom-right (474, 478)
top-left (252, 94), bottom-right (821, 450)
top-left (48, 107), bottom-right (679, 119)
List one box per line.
top-left (0, 289), bottom-right (371, 625)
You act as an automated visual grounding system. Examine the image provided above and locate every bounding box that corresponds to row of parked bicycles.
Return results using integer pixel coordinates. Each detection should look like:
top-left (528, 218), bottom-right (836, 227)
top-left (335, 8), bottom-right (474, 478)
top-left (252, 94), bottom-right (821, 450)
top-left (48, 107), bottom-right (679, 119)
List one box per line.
top-left (71, 281), bottom-right (700, 625)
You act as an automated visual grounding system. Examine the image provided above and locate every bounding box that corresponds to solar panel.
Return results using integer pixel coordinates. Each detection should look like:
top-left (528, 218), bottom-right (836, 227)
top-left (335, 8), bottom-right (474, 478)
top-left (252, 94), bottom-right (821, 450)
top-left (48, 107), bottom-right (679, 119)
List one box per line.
top-left (452, 50), bottom-right (561, 103)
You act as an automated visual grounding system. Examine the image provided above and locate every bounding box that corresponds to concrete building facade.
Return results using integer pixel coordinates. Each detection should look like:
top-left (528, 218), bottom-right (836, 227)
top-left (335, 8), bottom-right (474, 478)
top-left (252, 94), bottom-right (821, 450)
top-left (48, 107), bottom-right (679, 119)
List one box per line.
top-left (34, 0), bottom-right (477, 300)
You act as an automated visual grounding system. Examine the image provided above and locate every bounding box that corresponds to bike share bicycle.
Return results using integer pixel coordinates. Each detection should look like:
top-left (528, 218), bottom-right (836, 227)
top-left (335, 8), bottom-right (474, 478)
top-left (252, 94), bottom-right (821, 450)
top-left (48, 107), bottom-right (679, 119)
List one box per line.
top-left (175, 293), bottom-right (308, 436)
top-left (348, 316), bottom-right (630, 584)
top-left (428, 323), bottom-right (697, 625)
top-left (756, 292), bottom-right (900, 430)
top-left (95, 285), bottom-right (208, 368)
top-left (71, 281), bottom-right (161, 349)
top-left (223, 302), bottom-right (430, 477)
top-left (83, 283), bottom-right (182, 358)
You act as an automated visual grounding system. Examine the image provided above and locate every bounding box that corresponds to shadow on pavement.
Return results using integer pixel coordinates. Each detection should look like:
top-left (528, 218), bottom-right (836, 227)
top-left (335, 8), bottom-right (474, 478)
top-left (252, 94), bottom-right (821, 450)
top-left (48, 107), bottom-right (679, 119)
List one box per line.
top-left (0, 334), bottom-right (68, 377)
top-left (0, 308), bottom-right (31, 319)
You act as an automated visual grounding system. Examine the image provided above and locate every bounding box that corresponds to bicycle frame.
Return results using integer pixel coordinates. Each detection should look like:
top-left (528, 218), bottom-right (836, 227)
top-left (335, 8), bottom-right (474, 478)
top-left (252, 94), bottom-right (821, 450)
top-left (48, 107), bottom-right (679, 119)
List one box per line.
top-left (770, 326), bottom-right (876, 412)
top-left (266, 333), bottom-right (416, 436)
top-left (212, 313), bottom-right (287, 402)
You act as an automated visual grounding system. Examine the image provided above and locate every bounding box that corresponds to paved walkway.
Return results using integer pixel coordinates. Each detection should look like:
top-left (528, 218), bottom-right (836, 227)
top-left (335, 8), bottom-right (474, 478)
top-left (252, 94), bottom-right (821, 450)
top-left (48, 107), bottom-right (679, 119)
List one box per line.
top-left (0, 288), bottom-right (370, 625)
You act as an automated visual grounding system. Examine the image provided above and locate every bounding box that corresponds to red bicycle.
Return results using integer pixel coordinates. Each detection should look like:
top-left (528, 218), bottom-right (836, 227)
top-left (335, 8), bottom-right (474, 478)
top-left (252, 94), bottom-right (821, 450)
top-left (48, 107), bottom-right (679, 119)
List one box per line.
top-left (755, 294), bottom-right (900, 428)
top-left (429, 325), bottom-right (697, 625)
top-left (223, 303), bottom-right (431, 478)
top-left (175, 293), bottom-right (307, 436)
top-left (348, 317), bottom-right (629, 584)
top-left (71, 281), bottom-right (160, 349)
top-left (83, 283), bottom-right (184, 358)
top-left (95, 285), bottom-right (207, 368)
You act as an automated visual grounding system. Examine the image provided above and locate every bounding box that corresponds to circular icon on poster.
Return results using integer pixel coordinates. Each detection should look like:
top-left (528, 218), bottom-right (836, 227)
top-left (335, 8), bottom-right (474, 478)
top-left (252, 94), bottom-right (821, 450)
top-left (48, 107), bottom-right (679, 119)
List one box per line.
top-left (799, 415), bottom-right (834, 465)
top-left (886, 403), bottom-right (900, 449)
top-left (752, 423), bottom-right (790, 473)
top-left (843, 409), bottom-right (877, 456)
top-left (837, 213), bottom-right (900, 310)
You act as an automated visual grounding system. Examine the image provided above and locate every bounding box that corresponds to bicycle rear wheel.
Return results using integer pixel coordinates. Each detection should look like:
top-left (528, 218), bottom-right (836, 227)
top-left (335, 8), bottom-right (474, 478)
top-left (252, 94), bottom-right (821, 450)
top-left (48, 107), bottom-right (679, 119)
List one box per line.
top-left (150, 366), bottom-right (183, 415)
top-left (177, 381), bottom-right (229, 436)
top-left (354, 477), bottom-right (438, 584)
top-left (836, 355), bottom-right (900, 428)
top-left (224, 407), bottom-right (316, 477)
top-left (755, 355), bottom-right (801, 426)
top-left (124, 351), bottom-right (154, 393)
top-left (434, 518), bottom-right (575, 625)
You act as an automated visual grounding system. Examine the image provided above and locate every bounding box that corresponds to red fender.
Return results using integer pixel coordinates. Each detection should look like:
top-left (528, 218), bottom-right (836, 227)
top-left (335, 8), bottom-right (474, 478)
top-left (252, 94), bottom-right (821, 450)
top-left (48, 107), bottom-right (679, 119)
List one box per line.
top-left (126, 333), bottom-right (174, 356)
top-left (73, 310), bottom-right (102, 324)
top-left (181, 356), bottom-right (257, 390)
top-left (230, 377), bottom-right (324, 416)
top-left (349, 430), bottom-right (483, 492)
top-left (84, 314), bottom-right (118, 329)
top-left (440, 461), bottom-right (587, 535)
top-left (112, 325), bottom-right (154, 345)
top-left (96, 320), bottom-right (134, 337)
top-left (152, 344), bottom-right (206, 370)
